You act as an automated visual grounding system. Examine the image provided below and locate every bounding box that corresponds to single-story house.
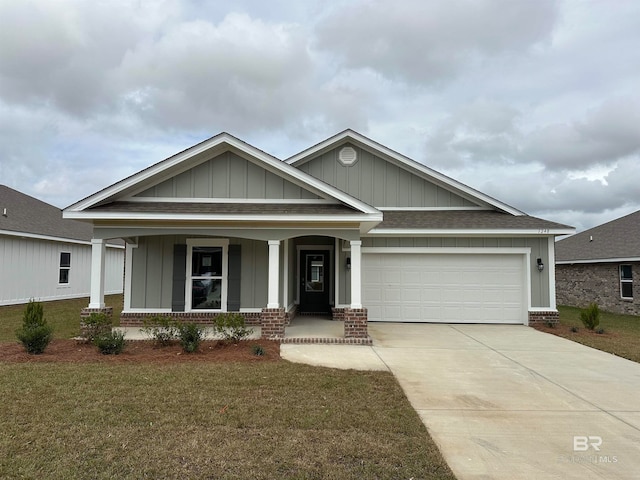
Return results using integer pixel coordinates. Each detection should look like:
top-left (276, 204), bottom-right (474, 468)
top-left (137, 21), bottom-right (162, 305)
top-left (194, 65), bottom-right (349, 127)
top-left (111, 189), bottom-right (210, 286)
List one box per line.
top-left (63, 130), bottom-right (573, 340)
top-left (556, 210), bottom-right (639, 315)
top-left (0, 185), bottom-right (124, 306)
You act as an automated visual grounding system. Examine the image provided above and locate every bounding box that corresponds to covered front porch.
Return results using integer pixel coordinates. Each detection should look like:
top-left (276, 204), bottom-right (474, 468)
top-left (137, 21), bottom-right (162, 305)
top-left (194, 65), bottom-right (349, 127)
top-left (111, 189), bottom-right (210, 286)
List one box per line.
top-left (83, 232), bottom-right (371, 343)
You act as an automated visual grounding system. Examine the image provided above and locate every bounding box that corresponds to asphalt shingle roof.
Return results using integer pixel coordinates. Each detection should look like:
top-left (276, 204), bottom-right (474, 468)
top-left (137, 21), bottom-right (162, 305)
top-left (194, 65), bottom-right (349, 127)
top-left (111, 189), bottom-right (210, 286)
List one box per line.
top-left (377, 210), bottom-right (572, 231)
top-left (555, 210), bottom-right (640, 262)
top-left (0, 185), bottom-right (93, 242)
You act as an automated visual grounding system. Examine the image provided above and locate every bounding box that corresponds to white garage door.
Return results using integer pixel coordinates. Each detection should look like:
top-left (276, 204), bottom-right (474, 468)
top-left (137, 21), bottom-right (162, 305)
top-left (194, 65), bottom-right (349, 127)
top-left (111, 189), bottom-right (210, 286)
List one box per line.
top-left (363, 253), bottom-right (526, 324)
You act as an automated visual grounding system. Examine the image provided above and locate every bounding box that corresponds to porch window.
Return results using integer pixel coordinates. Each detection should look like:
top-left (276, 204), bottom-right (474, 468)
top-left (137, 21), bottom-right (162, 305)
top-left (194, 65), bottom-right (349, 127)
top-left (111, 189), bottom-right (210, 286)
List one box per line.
top-left (620, 265), bottom-right (633, 299)
top-left (59, 252), bottom-right (71, 284)
top-left (186, 240), bottom-right (228, 311)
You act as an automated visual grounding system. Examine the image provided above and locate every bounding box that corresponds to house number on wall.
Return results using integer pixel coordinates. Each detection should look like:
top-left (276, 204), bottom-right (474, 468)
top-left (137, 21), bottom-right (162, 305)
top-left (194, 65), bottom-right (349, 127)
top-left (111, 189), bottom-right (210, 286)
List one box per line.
top-left (538, 229), bottom-right (550, 234)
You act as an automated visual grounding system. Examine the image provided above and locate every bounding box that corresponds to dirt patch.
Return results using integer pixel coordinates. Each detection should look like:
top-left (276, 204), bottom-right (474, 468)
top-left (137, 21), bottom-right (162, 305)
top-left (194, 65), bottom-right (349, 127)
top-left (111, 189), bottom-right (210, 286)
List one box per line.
top-left (0, 339), bottom-right (280, 364)
top-left (533, 323), bottom-right (616, 338)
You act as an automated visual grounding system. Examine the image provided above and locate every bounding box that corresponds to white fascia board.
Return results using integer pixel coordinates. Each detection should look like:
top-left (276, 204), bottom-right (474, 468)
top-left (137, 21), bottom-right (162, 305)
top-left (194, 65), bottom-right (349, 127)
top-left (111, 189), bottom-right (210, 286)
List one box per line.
top-left (65, 133), bottom-right (379, 216)
top-left (64, 211), bottom-right (383, 223)
top-left (361, 247), bottom-right (531, 255)
top-left (556, 257), bottom-right (640, 265)
top-left (376, 206), bottom-right (492, 211)
top-left (0, 229), bottom-right (123, 248)
top-left (124, 197), bottom-right (339, 204)
top-left (286, 129), bottom-right (524, 216)
top-left (366, 228), bottom-right (575, 237)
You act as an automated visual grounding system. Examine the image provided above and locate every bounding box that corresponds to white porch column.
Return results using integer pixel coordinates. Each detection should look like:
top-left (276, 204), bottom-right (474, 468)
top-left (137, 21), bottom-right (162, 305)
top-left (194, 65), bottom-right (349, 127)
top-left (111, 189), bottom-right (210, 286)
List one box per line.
top-left (350, 240), bottom-right (362, 309)
top-left (548, 236), bottom-right (557, 309)
top-left (89, 238), bottom-right (106, 309)
top-left (267, 240), bottom-right (280, 309)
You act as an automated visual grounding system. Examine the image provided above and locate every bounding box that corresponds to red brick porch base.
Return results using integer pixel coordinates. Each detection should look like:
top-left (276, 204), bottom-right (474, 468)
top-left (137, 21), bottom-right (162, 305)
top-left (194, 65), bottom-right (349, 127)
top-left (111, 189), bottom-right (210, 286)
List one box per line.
top-left (81, 307), bottom-right (113, 320)
top-left (343, 308), bottom-right (369, 339)
top-left (528, 310), bottom-right (559, 325)
top-left (119, 311), bottom-right (262, 327)
top-left (260, 307), bottom-right (286, 339)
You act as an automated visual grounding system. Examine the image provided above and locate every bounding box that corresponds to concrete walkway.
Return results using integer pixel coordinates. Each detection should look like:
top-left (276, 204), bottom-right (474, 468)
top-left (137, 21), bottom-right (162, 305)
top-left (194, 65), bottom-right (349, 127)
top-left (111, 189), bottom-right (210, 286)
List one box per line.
top-left (281, 323), bottom-right (640, 480)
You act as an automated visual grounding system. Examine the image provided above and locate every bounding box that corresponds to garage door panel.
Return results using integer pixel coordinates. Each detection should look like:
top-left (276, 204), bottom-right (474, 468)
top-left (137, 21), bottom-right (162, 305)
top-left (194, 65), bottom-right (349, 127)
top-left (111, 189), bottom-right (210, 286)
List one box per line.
top-left (363, 253), bottom-right (526, 324)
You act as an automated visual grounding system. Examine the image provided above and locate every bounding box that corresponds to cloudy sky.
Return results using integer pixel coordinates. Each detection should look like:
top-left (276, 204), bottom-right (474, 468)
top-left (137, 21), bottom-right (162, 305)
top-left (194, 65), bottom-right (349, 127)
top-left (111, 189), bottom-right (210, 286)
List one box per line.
top-left (1, 0), bottom-right (639, 233)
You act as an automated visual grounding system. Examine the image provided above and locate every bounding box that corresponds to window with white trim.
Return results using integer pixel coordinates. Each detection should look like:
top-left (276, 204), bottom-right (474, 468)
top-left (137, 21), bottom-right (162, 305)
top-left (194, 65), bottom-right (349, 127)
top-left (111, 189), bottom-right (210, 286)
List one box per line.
top-left (620, 264), bottom-right (633, 299)
top-left (59, 252), bottom-right (71, 284)
top-left (186, 240), bottom-right (228, 311)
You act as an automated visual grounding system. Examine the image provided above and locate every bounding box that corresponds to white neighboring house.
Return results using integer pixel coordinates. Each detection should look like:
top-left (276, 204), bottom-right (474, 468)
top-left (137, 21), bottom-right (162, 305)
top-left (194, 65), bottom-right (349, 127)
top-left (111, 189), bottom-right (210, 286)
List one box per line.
top-left (0, 185), bottom-right (124, 306)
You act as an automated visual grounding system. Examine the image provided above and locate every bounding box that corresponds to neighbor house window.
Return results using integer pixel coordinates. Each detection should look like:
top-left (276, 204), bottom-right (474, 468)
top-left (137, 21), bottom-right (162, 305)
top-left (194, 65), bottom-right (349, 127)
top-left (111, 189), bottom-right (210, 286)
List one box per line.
top-left (186, 240), bottom-right (228, 311)
top-left (620, 265), bottom-right (633, 299)
top-left (59, 252), bottom-right (71, 284)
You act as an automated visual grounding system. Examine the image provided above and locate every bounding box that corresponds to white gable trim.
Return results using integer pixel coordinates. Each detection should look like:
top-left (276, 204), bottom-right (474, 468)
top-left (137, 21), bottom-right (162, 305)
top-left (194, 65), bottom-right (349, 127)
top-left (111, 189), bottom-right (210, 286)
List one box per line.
top-left (286, 129), bottom-right (524, 216)
top-left (65, 133), bottom-right (380, 216)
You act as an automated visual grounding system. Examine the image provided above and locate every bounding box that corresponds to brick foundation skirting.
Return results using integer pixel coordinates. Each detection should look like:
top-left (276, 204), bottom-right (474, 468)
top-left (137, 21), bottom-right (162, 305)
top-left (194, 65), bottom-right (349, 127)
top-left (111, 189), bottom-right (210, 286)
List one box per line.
top-left (528, 310), bottom-right (559, 325)
top-left (260, 307), bottom-right (286, 339)
top-left (81, 307), bottom-right (113, 319)
top-left (119, 311), bottom-right (262, 327)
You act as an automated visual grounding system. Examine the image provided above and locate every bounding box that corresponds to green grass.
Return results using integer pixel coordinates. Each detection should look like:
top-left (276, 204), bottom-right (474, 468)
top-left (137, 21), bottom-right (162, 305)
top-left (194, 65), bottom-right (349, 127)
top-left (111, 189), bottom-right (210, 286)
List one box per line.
top-left (0, 362), bottom-right (456, 479)
top-left (0, 294), bottom-right (123, 341)
top-left (550, 306), bottom-right (640, 363)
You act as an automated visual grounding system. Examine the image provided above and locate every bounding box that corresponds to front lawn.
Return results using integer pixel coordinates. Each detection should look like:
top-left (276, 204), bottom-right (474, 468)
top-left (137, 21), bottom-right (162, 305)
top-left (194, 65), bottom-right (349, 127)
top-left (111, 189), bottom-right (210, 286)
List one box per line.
top-left (0, 294), bottom-right (123, 341)
top-left (0, 361), bottom-right (456, 479)
top-left (536, 306), bottom-right (640, 363)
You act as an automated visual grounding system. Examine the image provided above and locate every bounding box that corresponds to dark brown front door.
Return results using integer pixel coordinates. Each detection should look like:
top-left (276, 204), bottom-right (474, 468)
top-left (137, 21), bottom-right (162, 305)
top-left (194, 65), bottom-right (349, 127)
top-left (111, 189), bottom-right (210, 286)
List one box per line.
top-left (299, 250), bottom-right (331, 314)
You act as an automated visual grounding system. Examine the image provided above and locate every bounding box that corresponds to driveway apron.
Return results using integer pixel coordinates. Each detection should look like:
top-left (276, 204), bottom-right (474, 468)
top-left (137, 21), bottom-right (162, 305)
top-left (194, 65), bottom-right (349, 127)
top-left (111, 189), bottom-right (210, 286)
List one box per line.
top-left (368, 323), bottom-right (640, 480)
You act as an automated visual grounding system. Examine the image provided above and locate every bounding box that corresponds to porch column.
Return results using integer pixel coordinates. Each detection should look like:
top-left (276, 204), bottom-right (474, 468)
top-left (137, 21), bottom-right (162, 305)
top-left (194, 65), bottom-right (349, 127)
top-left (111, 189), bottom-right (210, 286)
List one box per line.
top-left (350, 240), bottom-right (362, 309)
top-left (89, 238), bottom-right (106, 309)
top-left (267, 240), bottom-right (280, 308)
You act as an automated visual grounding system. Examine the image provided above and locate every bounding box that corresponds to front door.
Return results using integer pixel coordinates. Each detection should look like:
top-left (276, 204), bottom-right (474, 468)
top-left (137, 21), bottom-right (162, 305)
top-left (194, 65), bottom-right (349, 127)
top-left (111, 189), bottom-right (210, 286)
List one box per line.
top-left (299, 250), bottom-right (331, 314)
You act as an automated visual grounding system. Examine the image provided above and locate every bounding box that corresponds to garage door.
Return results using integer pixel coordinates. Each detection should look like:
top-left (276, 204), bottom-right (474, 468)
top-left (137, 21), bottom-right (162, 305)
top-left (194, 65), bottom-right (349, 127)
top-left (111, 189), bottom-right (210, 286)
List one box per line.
top-left (362, 253), bottom-right (526, 324)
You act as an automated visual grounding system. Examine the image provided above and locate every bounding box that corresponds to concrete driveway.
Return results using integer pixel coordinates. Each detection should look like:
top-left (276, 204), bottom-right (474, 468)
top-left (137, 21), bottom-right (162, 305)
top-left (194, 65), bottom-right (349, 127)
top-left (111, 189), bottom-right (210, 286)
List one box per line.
top-left (368, 323), bottom-right (640, 480)
top-left (282, 324), bottom-right (640, 479)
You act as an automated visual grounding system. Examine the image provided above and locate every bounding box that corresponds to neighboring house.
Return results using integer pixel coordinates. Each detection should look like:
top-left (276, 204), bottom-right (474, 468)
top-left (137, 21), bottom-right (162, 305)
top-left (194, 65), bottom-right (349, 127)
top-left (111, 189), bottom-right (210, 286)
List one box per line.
top-left (0, 185), bottom-right (124, 306)
top-left (63, 130), bottom-right (573, 340)
top-left (555, 210), bottom-right (640, 315)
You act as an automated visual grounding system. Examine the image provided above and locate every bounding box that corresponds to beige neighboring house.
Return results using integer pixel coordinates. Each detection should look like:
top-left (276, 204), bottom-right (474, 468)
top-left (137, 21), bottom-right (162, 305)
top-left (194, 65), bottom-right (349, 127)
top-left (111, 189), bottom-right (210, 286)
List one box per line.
top-left (556, 210), bottom-right (640, 315)
top-left (63, 130), bottom-right (573, 341)
top-left (0, 185), bottom-right (124, 306)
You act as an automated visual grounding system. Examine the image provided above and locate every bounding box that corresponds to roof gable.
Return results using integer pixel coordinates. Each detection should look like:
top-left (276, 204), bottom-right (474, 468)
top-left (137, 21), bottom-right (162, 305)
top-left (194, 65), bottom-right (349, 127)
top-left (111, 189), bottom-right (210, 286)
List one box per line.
top-left (65, 133), bottom-right (379, 216)
top-left (556, 210), bottom-right (640, 262)
top-left (287, 129), bottom-right (524, 215)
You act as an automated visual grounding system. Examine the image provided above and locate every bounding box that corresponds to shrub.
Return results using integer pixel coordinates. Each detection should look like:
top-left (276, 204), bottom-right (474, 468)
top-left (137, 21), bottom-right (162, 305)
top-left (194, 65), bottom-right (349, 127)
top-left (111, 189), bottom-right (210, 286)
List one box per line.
top-left (252, 344), bottom-right (266, 356)
top-left (81, 312), bottom-right (112, 343)
top-left (142, 316), bottom-right (178, 346)
top-left (94, 330), bottom-right (126, 355)
top-left (213, 313), bottom-right (252, 343)
top-left (177, 322), bottom-right (204, 353)
top-left (580, 303), bottom-right (601, 330)
top-left (570, 326), bottom-right (579, 333)
top-left (595, 327), bottom-right (605, 335)
top-left (16, 300), bottom-right (53, 354)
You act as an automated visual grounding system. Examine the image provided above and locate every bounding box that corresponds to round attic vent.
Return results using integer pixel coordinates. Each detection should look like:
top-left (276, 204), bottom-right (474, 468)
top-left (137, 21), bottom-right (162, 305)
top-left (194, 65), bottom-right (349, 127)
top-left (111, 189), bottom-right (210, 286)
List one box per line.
top-left (338, 146), bottom-right (358, 166)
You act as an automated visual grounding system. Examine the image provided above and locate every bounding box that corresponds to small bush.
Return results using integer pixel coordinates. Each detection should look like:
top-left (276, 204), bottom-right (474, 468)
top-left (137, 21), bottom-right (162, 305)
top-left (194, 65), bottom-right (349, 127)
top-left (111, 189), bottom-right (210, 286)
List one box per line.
top-left (94, 330), bottom-right (126, 355)
top-left (252, 344), bottom-right (266, 356)
top-left (580, 303), bottom-right (601, 330)
top-left (570, 326), bottom-right (579, 333)
top-left (142, 316), bottom-right (178, 346)
top-left (213, 313), bottom-right (253, 343)
top-left (595, 327), bottom-right (605, 335)
top-left (545, 320), bottom-right (556, 328)
top-left (16, 300), bottom-right (53, 354)
top-left (177, 322), bottom-right (204, 353)
top-left (81, 312), bottom-right (112, 343)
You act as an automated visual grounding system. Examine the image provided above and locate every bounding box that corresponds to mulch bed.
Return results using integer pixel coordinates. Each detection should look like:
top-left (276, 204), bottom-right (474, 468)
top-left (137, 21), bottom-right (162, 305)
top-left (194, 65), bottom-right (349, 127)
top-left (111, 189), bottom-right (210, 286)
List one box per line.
top-left (0, 339), bottom-right (280, 364)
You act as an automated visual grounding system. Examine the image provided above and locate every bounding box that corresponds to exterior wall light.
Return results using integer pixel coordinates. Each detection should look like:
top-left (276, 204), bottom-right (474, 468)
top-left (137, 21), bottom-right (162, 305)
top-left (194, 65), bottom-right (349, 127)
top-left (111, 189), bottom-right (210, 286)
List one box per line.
top-left (346, 257), bottom-right (351, 270)
top-left (537, 258), bottom-right (544, 272)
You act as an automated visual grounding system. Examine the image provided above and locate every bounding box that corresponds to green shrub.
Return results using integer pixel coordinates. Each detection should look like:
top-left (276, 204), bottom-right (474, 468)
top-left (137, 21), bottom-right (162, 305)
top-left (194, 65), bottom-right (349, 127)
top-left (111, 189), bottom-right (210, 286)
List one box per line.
top-left (213, 313), bottom-right (252, 343)
top-left (16, 300), bottom-right (53, 354)
top-left (252, 344), bottom-right (266, 356)
top-left (580, 303), bottom-right (601, 330)
top-left (81, 312), bottom-right (112, 343)
top-left (595, 327), bottom-right (605, 335)
top-left (94, 330), bottom-right (126, 355)
top-left (142, 316), bottom-right (178, 346)
top-left (570, 326), bottom-right (579, 333)
top-left (177, 322), bottom-right (204, 353)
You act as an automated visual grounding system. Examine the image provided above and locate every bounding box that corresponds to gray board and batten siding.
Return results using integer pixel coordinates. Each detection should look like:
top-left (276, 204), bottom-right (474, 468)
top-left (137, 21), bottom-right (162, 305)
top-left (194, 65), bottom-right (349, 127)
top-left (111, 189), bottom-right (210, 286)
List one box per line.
top-left (130, 235), bottom-right (269, 310)
top-left (296, 144), bottom-right (479, 208)
top-left (134, 151), bottom-right (322, 200)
